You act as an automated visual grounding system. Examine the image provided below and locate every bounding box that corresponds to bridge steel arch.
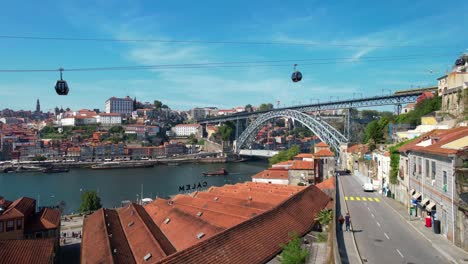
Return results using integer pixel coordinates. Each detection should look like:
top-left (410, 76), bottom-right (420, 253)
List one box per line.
top-left (236, 109), bottom-right (348, 155)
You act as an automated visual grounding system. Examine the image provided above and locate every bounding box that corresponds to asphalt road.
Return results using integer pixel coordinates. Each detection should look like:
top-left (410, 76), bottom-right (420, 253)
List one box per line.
top-left (339, 174), bottom-right (450, 264)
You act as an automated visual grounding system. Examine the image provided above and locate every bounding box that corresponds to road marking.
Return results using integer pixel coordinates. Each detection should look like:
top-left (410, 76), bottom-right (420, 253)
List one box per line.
top-left (350, 196), bottom-right (355, 201)
top-left (367, 207), bottom-right (370, 211)
top-left (396, 249), bottom-right (404, 258)
top-left (374, 197), bottom-right (380, 202)
top-left (368, 197), bottom-right (374, 202)
top-left (371, 213), bottom-right (375, 218)
top-left (384, 233), bottom-right (390, 240)
top-left (356, 197), bottom-right (361, 201)
top-left (362, 197), bottom-right (367, 201)
top-left (345, 196), bottom-right (349, 200)
top-left (377, 222), bottom-right (381, 227)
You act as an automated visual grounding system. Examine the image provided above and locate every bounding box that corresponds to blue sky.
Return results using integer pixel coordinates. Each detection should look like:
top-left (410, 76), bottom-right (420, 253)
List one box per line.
top-left (0, 0), bottom-right (466, 112)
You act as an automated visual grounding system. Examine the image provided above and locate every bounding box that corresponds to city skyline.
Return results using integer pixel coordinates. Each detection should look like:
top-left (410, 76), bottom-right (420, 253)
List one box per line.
top-left (0, 0), bottom-right (466, 111)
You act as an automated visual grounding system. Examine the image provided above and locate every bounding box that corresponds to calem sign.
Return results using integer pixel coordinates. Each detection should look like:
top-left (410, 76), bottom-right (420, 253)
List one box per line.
top-left (179, 181), bottom-right (208, 192)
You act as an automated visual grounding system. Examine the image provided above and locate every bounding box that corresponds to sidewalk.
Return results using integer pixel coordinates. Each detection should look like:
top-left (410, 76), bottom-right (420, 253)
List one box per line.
top-left (382, 196), bottom-right (468, 264)
top-left (352, 171), bottom-right (468, 263)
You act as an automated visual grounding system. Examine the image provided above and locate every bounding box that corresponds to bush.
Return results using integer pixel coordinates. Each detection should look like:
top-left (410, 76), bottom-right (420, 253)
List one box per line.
top-left (279, 232), bottom-right (309, 264)
top-left (79, 190), bottom-right (102, 213)
top-left (315, 209), bottom-right (333, 226)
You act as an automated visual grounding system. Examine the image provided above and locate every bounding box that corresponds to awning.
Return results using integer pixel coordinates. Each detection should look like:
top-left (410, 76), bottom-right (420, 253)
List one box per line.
top-left (412, 192), bottom-right (422, 200)
top-left (420, 198), bottom-right (430, 206)
top-left (426, 202), bottom-right (436, 211)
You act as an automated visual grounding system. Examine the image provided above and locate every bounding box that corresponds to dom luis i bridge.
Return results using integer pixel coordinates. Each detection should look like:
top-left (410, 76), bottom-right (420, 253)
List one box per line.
top-left (198, 87), bottom-right (436, 157)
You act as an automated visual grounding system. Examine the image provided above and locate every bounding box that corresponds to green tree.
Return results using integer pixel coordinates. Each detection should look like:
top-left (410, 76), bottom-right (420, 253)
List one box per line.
top-left (219, 125), bottom-right (233, 141)
top-left (154, 100), bottom-right (163, 109)
top-left (389, 139), bottom-right (414, 184)
top-left (314, 209), bottom-right (333, 226)
top-left (269, 145), bottom-right (300, 165)
top-left (279, 232), bottom-right (309, 264)
top-left (187, 133), bottom-right (198, 144)
top-left (258, 103), bottom-right (274, 112)
top-left (108, 126), bottom-right (124, 134)
top-left (245, 104), bottom-right (253, 113)
top-left (79, 190), bottom-right (102, 213)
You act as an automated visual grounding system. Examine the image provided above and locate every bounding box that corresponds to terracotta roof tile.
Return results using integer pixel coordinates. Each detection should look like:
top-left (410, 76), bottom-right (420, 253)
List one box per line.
top-left (315, 142), bottom-right (329, 147)
top-left (118, 203), bottom-right (173, 261)
top-left (252, 169), bottom-right (289, 180)
top-left (156, 185), bottom-right (331, 264)
top-left (294, 153), bottom-right (314, 159)
top-left (316, 177), bottom-right (335, 190)
top-left (81, 209), bottom-right (114, 263)
top-left (290, 160), bottom-right (314, 170)
top-left (314, 149), bottom-right (335, 157)
top-left (0, 197), bottom-right (35, 220)
top-left (398, 127), bottom-right (468, 156)
top-left (0, 239), bottom-right (55, 264)
top-left (26, 208), bottom-right (60, 232)
top-left (346, 144), bottom-right (368, 154)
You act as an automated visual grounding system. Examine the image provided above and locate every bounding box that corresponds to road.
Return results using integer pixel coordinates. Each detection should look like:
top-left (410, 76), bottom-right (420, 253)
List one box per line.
top-left (339, 174), bottom-right (450, 264)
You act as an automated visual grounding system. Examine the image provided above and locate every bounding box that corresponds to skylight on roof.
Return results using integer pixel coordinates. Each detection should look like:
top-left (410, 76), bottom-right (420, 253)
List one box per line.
top-left (197, 211), bottom-right (203, 217)
top-left (197, 232), bottom-right (205, 239)
top-left (144, 253), bottom-right (152, 261)
top-left (164, 218), bottom-right (170, 224)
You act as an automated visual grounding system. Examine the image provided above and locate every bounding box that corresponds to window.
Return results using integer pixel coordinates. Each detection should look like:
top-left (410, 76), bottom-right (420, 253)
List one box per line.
top-left (0, 221), bottom-right (3, 233)
top-left (16, 219), bottom-right (22, 230)
top-left (431, 161), bottom-right (436, 180)
top-left (417, 157), bottom-right (422, 175)
top-left (443, 171), bottom-right (448, 192)
top-left (6, 220), bottom-right (14, 232)
top-left (412, 157), bottom-right (416, 175)
top-left (425, 159), bottom-right (430, 178)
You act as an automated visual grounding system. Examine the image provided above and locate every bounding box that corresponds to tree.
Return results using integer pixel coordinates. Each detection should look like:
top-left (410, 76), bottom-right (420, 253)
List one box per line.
top-left (258, 103), bottom-right (274, 112)
top-left (154, 100), bottom-right (163, 109)
top-left (109, 126), bottom-right (124, 134)
top-left (219, 125), bottom-right (233, 141)
top-left (79, 190), bottom-right (102, 213)
top-left (279, 232), bottom-right (309, 264)
top-left (245, 104), bottom-right (253, 113)
top-left (187, 133), bottom-right (198, 144)
top-left (269, 145), bottom-right (300, 165)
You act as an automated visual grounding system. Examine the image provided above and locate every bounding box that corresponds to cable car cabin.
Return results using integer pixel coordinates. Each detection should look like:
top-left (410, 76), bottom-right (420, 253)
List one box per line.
top-left (55, 80), bottom-right (69, 95)
top-left (291, 71), bottom-right (302, 82)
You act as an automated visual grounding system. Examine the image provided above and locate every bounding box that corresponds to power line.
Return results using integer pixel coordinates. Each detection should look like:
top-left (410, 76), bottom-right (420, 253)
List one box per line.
top-left (0, 53), bottom-right (452, 73)
top-left (0, 34), bottom-right (450, 48)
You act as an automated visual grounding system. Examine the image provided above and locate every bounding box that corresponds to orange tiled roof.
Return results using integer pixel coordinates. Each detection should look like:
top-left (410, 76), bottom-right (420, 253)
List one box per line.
top-left (0, 238), bottom-right (55, 264)
top-left (290, 160), bottom-right (314, 170)
top-left (0, 197), bottom-right (35, 220)
top-left (314, 149), bottom-right (335, 157)
top-left (157, 185), bottom-right (330, 264)
top-left (81, 182), bottom-right (326, 264)
top-left (346, 144), bottom-right (368, 154)
top-left (272, 160), bottom-right (294, 166)
top-left (315, 142), bottom-right (329, 147)
top-left (252, 169), bottom-right (289, 180)
top-left (398, 127), bottom-right (468, 156)
top-left (294, 153), bottom-right (314, 159)
top-left (26, 208), bottom-right (61, 232)
top-left (316, 177), bottom-right (335, 190)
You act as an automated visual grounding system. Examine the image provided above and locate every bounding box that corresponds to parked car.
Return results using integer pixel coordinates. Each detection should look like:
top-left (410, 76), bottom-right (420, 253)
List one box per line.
top-left (363, 182), bottom-right (374, 192)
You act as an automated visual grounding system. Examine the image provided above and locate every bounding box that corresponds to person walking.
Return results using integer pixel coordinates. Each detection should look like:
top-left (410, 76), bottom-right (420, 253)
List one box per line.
top-left (345, 212), bottom-right (351, 232)
top-left (338, 214), bottom-right (345, 231)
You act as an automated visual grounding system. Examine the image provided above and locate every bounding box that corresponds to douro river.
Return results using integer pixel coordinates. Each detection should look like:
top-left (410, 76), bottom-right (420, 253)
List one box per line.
top-left (0, 160), bottom-right (267, 214)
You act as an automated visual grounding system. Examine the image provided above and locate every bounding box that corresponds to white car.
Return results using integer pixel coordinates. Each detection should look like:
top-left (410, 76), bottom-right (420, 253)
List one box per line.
top-left (363, 182), bottom-right (374, 192)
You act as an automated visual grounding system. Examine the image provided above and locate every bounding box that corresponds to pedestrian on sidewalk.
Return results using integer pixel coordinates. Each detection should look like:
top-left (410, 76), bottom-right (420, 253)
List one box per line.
top-left (345, 212), bottom-right (351, 232)
top-left (338, 214), bottom-right (345, 230)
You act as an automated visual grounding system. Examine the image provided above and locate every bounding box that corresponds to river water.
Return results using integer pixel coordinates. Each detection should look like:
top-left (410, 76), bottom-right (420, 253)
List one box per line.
top-left (0, 161), bottom-right (268, 214)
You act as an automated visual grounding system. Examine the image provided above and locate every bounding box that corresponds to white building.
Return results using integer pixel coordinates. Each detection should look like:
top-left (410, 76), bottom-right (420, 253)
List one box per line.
top-left (60, 117), bottom-right (97, 126)
top-left (105, 96), bottom-right (133, 115)
top-left (252, 169), bottom-right (289, 185)
top-left (173, 124), bottom-right (202, 137)
top-left (373, 151), bottom-right (390, 192)
top-left (97, 113), bottom-right (122, 126)
top-left (398, 127), bottom-right (468, 247)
